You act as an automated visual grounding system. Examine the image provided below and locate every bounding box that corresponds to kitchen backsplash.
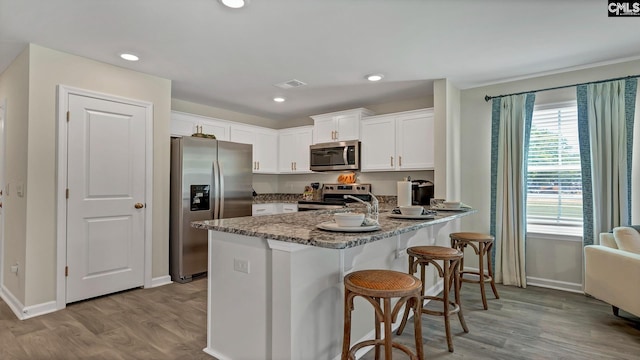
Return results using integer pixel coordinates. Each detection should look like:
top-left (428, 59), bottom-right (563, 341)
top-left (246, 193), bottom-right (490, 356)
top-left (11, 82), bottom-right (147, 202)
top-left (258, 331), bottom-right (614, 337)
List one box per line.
top-left (253, 170), bottom-right (434, 196)
top-left (253, 193), bottom-right (398, 205)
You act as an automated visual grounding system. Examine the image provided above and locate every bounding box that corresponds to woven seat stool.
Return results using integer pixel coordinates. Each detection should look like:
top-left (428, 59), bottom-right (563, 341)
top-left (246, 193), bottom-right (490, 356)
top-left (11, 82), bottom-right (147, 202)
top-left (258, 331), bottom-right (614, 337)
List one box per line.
top-left (450, 232), bottom-right (500, 310)
top-left (396, 246), bottom-right (468, 352)
top-left (342, 269), bottom-right (424, 360)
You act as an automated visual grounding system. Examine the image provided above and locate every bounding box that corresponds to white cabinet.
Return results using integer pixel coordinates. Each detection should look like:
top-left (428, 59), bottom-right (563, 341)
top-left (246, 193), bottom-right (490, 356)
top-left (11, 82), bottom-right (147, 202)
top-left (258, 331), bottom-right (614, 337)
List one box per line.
top-left (281, 203), bottom-right (298, 213)
top-left (252, 204), bottom-right (278, 216)
top-left (170, 111), bottom-right (230, 140)
top-left (230, 125), bottom-right (279, 174)
top-left (311, 108), bottom-right (374, 144)
top-left (278, 126), bottom-right (313, 173)
top-left (252, 203), bottom-right (298, 216)
top-left (360, 108), bottom-right (434, 172)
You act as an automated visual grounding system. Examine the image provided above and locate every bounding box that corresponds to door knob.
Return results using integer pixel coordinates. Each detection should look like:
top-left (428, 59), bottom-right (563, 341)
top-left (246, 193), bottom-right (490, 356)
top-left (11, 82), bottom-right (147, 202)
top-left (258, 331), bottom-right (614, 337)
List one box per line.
top-left (134, 203), bottom-right (144, 209)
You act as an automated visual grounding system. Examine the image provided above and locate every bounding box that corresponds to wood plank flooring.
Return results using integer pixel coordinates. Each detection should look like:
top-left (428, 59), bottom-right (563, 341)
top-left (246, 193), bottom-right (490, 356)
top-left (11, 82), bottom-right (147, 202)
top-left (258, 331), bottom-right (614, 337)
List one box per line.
top-left (1, 278), bottom-right (638, 359)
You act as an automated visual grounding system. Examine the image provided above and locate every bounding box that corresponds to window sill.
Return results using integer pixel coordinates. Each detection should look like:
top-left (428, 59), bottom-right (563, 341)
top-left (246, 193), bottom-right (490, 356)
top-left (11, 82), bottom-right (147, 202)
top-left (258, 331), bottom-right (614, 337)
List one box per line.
top-left (526, 224), bottom-right (583, 242)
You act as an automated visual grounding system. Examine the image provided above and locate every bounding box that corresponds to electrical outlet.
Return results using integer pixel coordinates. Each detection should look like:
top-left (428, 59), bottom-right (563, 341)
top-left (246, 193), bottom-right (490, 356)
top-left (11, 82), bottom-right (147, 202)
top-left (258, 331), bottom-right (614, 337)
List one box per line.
top-left (233, 258), bottom-right (250, 274)
top-left (395, 249), bottom-right (408, 259)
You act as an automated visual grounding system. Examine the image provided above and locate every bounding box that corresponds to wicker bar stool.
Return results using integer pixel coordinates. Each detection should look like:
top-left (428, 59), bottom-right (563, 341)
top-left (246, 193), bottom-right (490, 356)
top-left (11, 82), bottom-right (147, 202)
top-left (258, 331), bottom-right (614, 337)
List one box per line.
top-left (449, 232), bottom-right (500, 310)
top-left (342, 269), bottom-right (424, 360)
top-left (396, 246), bottom-right (468, 352)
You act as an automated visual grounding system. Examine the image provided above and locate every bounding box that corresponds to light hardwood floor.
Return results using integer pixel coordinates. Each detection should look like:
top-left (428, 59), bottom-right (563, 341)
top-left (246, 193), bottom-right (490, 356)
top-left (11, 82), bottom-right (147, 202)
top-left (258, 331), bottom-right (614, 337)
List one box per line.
top-left (1, 278), bottom-right (638, 359)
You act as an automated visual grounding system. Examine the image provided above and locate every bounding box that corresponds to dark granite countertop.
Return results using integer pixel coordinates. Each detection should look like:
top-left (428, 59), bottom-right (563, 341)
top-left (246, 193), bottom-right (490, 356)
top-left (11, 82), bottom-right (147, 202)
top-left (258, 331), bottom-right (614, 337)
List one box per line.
top-left (192, 207), bottom-right (476, 249)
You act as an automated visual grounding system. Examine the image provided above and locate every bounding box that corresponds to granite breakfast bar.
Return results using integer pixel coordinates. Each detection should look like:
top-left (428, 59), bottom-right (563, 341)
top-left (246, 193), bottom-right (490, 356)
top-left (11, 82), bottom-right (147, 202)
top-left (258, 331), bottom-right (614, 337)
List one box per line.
top-left (192, 208), bottom-right (476, 360)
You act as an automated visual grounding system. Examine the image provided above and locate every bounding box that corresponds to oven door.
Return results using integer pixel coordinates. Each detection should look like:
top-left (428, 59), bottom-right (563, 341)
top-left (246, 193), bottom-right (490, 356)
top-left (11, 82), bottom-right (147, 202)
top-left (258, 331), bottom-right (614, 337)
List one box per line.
top-left (309, 141), bottom-right (360, 171)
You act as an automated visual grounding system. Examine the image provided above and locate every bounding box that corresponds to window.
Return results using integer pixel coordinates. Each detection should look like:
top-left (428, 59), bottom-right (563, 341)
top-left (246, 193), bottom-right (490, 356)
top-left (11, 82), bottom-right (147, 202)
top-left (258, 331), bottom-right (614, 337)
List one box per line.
top-left (526, 102), bottom-right (582, 236)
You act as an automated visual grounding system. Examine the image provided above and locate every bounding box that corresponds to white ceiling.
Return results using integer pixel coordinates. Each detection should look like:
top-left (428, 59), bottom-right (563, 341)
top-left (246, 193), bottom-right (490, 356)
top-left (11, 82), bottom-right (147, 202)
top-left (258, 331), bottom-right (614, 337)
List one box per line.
top-left (1, 0), bottom-right (640, 120)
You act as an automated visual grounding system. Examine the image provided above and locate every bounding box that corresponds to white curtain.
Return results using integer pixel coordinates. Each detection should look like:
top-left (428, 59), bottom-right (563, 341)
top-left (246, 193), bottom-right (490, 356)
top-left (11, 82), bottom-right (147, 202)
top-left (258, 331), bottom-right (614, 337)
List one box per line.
top-left (577, 79), bottom-right (637, 245)
top-left (490, 93), bottom-right (535, 287)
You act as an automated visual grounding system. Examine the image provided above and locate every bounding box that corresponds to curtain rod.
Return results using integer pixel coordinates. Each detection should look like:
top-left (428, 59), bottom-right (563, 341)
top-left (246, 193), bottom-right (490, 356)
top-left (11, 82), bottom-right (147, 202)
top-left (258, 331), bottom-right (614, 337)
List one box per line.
top-left (484, 74), bottom-right (640, 102)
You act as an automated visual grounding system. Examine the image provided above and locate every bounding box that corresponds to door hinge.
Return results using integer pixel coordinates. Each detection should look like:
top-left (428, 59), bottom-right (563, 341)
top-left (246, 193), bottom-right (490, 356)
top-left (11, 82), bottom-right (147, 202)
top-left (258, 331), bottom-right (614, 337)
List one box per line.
top-left (66, 189), bottom-right (69, 199)
top-left (66, 111), bottom-right (70, 122)
top-left (65, 266), bottom-right (69, 277)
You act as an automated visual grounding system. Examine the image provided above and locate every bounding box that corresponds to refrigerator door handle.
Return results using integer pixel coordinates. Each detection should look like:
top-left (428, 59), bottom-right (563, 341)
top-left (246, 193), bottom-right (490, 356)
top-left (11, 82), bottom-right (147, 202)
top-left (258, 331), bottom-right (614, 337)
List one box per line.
top-left (213, 159), bottom-right (221, 219)
top-left (216, 159), bottom-right (225, 219)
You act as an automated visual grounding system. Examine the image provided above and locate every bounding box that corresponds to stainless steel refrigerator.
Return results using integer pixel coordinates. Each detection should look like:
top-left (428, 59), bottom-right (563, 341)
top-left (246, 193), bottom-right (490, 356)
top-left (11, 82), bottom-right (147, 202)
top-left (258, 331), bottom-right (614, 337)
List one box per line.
top-left (170, 136), bottom-right (253, 283)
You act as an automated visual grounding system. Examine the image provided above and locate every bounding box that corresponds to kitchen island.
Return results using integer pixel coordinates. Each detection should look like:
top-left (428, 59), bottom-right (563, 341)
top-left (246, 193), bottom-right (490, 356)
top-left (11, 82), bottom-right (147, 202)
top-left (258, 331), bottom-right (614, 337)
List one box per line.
top-left (192, 208), bottom-right (476, 360)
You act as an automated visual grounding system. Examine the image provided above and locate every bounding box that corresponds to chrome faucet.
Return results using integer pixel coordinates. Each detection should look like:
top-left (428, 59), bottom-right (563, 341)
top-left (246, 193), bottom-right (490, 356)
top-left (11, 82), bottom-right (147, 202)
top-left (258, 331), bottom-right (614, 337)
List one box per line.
top-left (368, 192), bottom-right (379, 221)
top-left (344, 193), bottom-right (379, 221)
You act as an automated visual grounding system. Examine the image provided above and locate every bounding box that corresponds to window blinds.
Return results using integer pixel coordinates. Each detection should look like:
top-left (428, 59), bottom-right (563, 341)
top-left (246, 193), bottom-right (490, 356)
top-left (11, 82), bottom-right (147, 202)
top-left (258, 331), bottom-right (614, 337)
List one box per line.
top-left (527, 103), bottom-right (583, 231)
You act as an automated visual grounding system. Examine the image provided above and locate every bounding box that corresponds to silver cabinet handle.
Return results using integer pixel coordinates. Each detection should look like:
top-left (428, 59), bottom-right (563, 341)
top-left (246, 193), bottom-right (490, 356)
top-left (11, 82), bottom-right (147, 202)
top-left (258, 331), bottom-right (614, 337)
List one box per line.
top-left (390, 156), bottom-right (394, 167)
top-left (399, 156), bottom-right (402, 167)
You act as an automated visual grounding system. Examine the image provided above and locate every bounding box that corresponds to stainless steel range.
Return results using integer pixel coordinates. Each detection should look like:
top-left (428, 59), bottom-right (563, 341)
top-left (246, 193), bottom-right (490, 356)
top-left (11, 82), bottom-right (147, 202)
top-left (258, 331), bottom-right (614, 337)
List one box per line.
top-left (297, 183), bottom-right (372, 211)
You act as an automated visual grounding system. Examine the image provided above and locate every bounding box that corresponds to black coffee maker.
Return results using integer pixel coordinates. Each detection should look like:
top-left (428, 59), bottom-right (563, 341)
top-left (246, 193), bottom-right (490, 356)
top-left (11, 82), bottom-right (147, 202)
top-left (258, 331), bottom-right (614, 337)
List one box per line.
top-left (411, 180), bottom-right (434, 205)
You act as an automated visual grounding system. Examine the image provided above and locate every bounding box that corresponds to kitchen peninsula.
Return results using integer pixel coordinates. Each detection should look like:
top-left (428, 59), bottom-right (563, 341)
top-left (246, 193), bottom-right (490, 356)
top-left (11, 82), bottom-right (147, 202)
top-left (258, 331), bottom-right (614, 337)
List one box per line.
top-left (192, 208), bottom-right (476, 360)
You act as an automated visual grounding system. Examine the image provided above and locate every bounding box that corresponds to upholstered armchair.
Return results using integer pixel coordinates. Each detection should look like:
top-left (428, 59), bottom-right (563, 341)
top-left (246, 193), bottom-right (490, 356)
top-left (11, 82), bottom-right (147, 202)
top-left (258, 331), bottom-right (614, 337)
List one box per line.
top-left (584, 227), bottom-right (640, 318)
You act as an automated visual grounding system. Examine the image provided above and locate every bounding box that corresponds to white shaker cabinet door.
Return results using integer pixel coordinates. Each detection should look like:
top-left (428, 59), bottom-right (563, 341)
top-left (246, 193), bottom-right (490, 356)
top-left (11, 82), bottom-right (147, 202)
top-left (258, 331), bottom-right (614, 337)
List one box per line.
top-left (360, 116), bottom-right (396, 171)
top-left (396, 109), bottom-right (434, 170)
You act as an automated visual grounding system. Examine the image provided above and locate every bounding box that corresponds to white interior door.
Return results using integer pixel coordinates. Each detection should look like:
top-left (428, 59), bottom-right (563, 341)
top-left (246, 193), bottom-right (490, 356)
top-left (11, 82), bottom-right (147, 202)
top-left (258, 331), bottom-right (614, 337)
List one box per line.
top-left (66, 93), bottom-right (146, 303)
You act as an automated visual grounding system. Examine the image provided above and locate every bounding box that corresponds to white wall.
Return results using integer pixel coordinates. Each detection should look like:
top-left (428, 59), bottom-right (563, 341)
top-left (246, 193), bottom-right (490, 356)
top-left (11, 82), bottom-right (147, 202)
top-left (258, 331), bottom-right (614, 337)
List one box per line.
top-left (459, 59), bottom-right (640, 289)
top-left (0, 47), bottom-right (29, 304)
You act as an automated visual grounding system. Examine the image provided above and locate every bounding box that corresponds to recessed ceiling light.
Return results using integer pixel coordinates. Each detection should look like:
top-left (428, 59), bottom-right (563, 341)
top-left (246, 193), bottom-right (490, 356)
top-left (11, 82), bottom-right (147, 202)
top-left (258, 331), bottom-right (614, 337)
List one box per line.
top-left (273, 97), bottom-right (286, 103)
top-left (120, 53), bottom-right (139, 61)
top-left (220, 0), bottom-right (247, 8)
top-left (366, 74), bottom-right (384, 82)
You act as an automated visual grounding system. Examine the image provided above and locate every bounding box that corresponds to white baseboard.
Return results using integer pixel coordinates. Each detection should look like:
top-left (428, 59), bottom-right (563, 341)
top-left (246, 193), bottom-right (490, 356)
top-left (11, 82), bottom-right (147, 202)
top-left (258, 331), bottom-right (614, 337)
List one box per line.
top-left (332, 279), bottom-right (444, 360)
top-left (1, 284), bottom-right (25, 320)
top-left (150, 275), bottom-right (172, 288)
top-left (464, 266), bottom-right (583, 294)
top-left (1, 285), bottom-right (60, 320)
top-left (22, 300), bottom-right (58, 319)
top-left (203, 347), bottom-right (232, 360)
top-left (526, 276), bottom-right (583, 294)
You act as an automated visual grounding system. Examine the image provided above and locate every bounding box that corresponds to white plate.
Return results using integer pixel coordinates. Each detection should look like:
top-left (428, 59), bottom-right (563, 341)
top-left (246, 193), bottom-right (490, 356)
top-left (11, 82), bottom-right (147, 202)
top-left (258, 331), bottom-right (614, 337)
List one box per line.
top-left (388, 214), bottom-right (436, 220)
top-left (316, 222), bottom-right (381, 232)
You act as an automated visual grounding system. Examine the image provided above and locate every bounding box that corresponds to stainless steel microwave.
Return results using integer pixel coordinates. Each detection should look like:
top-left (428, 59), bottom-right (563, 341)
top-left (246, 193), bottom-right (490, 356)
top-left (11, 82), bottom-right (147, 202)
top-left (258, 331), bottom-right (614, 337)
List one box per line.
top-left (309, 140), bottom-right (360, 171)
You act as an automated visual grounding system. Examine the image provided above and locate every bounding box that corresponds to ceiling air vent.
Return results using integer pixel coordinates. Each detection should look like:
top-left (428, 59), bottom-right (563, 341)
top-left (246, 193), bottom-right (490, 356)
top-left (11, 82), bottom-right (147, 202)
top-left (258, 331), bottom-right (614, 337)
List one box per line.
top-left (274, 79), bottom-right (307, 89)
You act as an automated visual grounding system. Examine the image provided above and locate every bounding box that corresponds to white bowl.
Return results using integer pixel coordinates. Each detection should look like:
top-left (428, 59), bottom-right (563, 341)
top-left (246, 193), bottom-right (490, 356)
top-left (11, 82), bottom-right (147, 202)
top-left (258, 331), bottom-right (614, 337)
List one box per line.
top-left (399, 206), bottom-right (424, 216)
top-left (334, 212), bottom-right (365, 227)
top-left (442, 201), bottom-right (461, 209)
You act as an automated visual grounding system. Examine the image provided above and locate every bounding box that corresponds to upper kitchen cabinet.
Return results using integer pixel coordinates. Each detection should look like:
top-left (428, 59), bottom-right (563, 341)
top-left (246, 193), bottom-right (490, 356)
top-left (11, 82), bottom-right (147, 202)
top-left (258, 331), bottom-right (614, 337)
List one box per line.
top-left (311, 108), bottom-right (374, 144)
top-left (230, 124), bottom-right (278, 173)
top-left (278, 126), bottom-right (313, 173)
top-left (360, 108), bottom-right (434, 172)
top-left (170, 111), bottom-right (230, 140)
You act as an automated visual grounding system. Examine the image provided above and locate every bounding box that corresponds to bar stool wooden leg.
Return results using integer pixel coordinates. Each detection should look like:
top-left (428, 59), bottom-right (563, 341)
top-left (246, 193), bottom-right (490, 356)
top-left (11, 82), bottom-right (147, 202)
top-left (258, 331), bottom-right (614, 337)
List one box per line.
top-left (486, 241), bottom-right (500, 299)
top-left (383, 298), bottom-right (393, 360)
top-left (454, 263), bottom-right (469, 333)
top-left (478, 241), bottom-right (488, 310)
top-left (411, 296), bottom-right (424, 360)
top-left (342, 288), bottom-right (353, 360)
